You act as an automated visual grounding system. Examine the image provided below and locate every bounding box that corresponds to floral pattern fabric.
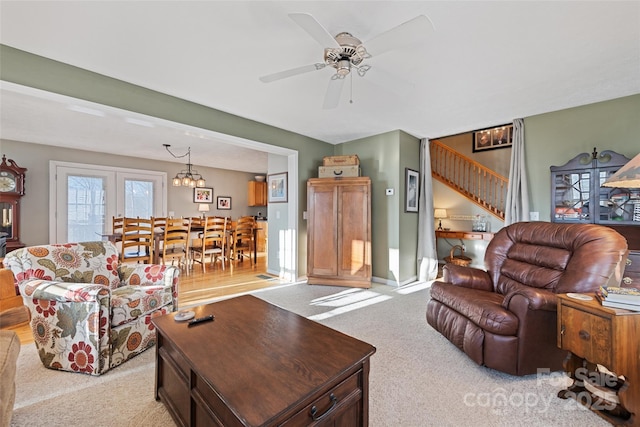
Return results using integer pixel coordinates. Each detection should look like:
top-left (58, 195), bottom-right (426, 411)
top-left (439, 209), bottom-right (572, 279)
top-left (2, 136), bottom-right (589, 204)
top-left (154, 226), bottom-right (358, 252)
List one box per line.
top-left (3, 241), bottom-right (179, 375)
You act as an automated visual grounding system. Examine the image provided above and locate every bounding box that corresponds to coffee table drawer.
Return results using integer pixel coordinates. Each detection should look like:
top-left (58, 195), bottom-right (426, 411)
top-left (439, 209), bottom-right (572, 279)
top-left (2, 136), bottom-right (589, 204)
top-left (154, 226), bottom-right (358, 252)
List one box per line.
top-left (281, 370), bottom-right (363, 426)
top-left (192, 373), bottom-right (241, 427)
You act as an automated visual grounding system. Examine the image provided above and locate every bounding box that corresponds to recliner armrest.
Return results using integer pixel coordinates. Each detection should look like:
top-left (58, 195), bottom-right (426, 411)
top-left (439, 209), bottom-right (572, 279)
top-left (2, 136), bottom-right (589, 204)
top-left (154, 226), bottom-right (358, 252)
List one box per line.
top-left (502, 286), bottom-right (557, 312)
top-left (442, 264), bottom-right (493, 291)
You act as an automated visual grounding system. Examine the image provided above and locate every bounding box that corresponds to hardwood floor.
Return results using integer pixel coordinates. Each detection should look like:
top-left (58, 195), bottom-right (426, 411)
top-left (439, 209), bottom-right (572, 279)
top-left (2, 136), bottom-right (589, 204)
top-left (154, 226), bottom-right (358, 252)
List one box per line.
top-left (2, 253), bottom-right (289, 345)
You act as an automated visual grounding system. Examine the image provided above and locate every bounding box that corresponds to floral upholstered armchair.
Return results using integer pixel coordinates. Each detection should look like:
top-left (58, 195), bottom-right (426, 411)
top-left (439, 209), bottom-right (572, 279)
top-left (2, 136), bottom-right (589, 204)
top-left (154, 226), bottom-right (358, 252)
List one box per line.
top-left (3, 241), bottom-right (179, 375)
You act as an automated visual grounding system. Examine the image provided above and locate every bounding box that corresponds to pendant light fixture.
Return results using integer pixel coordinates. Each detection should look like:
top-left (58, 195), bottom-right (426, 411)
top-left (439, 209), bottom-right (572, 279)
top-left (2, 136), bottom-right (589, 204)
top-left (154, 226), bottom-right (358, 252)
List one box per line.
top-left (163, 144), bottom-right (206, 188)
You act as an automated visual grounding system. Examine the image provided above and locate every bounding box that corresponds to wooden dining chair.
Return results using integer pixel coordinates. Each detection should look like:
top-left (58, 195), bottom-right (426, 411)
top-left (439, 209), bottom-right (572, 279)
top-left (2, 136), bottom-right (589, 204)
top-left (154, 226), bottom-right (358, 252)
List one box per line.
top-left (107, 216), bottom-right (124, 252)
top-left (151, 216), bottom-right (168, 254)
top-left (158, 218), bottom-right (191, 271)
top-left (151, 216), bottom-right (167, 231)
top-left (121, 217), bottom-right (153, 264)
top-left (111, 216), bottom-right (124, 237)
top-left (232, 216), bottom-right (256, 264)
top-left (191, 216), bottom-right (227, 272)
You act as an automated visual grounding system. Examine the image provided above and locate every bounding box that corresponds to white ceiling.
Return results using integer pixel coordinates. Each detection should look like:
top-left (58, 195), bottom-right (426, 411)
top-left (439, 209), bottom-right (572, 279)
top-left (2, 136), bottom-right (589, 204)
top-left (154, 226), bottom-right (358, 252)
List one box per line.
top-left (1, 1), bottom-right (639, 172)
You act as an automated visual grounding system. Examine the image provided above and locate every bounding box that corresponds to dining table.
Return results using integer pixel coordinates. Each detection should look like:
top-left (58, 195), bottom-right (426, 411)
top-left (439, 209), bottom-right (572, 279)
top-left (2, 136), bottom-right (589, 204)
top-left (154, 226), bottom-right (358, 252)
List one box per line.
top-left (101, 222), bottom-right (261, 265)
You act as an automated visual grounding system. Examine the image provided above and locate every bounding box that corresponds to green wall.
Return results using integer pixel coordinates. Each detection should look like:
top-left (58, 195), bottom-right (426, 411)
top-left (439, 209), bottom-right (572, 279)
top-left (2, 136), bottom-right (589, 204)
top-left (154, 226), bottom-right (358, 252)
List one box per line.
top-left (398, 132), bottom-right (421, 282)
top-left (524, 94), bottom-right (640, 221)
top-left (336, 130), bottom-right (421, 284)
top-left (0, 44), bottom-right (334, 278)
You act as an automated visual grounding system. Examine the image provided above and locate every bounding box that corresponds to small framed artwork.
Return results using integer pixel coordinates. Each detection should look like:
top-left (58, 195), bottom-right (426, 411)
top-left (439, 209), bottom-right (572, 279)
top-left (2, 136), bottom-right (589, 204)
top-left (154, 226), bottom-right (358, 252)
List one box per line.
top-left (193, 187), bottom-right (213, 203)
top-left (473, 124), bottom-right (513, 152)
top-left (405, 168), bottom-right (419, 213)
top-left (217, 196), bottom-right (231, 210)
top-left (267, 172), bottom-right (288, 203)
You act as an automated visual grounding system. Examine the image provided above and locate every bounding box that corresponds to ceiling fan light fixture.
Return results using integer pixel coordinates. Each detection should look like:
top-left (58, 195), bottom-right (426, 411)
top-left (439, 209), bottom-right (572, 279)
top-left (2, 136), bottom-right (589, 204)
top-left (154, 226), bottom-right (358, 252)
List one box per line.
top-left (336, 59), bottom-right (351, 76)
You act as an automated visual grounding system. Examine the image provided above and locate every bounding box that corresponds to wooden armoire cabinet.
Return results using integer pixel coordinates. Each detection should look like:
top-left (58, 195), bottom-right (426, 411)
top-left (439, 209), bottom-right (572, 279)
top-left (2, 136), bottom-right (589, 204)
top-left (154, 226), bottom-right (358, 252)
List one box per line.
top-left (307, 177), bottom-right (371, 288)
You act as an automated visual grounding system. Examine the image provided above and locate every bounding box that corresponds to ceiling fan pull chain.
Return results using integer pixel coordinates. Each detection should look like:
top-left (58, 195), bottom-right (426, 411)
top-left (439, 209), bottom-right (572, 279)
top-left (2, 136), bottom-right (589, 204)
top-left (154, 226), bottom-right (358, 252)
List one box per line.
top-left (350, 73), bottom-right (354, 104)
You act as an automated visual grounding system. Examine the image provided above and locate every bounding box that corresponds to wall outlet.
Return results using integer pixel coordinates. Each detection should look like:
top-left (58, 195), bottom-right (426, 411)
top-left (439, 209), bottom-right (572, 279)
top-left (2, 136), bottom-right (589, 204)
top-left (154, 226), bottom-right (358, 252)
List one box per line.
top-left (530, 211), bottom-right (539, 221)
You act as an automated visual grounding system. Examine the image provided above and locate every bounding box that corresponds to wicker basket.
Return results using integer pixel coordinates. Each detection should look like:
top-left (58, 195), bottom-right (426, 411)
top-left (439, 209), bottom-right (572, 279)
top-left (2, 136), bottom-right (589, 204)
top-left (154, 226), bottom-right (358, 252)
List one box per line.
top-left (444, 245), bottom-right (472, 266)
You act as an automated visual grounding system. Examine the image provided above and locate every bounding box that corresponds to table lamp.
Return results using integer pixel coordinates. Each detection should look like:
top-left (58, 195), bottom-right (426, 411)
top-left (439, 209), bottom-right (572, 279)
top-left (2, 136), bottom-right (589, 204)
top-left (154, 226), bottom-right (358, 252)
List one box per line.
top-left (434, 209), bottom-right (447, 231)
top-left (198, 203), bottom-right (210, 218)
top-left (602, 152), bottom-right (640, 188)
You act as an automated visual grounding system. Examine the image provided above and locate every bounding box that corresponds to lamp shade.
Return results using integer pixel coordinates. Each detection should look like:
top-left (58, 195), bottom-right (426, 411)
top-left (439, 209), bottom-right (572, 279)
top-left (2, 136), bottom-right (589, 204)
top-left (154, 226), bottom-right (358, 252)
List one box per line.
top-left (602, 152), bottom-right (640, 188)
top-left (198, 204), bottom-right (210, 213)
top-left (434, 209), bottom-right (447, 219)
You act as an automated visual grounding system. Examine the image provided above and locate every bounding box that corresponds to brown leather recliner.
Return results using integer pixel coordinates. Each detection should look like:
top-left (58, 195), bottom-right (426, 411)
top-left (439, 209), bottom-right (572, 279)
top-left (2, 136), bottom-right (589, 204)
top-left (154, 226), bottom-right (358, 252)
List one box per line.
top-left (426, 222), bottom-right (628, 376)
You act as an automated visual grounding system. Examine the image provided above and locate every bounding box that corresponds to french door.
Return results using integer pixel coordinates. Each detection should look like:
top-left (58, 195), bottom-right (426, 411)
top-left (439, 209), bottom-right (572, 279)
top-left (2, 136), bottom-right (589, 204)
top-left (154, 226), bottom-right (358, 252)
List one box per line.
top-left (49, 161), bottom-right (166, 243)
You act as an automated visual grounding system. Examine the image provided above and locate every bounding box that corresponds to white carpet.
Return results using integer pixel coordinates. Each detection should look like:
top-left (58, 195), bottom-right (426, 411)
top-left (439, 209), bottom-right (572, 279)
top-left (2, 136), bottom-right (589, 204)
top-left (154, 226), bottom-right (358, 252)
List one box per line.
top-left (11, 282), bottom-right (609, 426)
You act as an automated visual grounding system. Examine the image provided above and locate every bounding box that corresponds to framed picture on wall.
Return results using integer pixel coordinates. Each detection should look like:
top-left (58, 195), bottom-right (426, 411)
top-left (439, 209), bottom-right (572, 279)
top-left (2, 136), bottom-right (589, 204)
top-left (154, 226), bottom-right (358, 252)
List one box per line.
top-left (405, 168), bottom-right (419, 213)
top-left (217, 196), bottom-right (231, 210)
top-left (267, 172), bottom-right (288, 203)
top-left (193, 187), bottom-right (213, 203)
top-left (473, 124), bottom-right (513, 152)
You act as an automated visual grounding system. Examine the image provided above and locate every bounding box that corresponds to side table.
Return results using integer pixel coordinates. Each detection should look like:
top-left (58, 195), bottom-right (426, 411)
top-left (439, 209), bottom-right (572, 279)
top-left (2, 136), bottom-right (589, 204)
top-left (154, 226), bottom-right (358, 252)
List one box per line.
top-left (557, 293), bottom-right (640, 426)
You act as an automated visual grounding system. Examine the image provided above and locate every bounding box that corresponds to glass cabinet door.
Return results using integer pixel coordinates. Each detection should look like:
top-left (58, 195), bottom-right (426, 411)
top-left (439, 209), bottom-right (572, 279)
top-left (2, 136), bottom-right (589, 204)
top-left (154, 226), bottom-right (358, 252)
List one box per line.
top-left (598, 167), bottom-right (640, 224)
top-left (552, 171), bottom-right (590, 222)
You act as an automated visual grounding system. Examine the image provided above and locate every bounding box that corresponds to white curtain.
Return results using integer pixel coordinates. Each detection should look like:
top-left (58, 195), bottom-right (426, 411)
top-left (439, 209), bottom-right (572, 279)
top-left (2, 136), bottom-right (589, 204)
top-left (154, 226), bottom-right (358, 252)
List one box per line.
top-left (504, 118), bottom-right (530, 225)
top-left (417, 138), bottom-right (439, 281)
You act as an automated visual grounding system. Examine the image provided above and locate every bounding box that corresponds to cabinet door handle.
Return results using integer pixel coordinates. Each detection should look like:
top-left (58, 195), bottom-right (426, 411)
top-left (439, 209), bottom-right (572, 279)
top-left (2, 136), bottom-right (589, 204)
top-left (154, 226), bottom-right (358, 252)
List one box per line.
top-left (579, 330), bottom-right (590, 341)
top-left (310, 393), bottom-right (338, 421)
top-left (560, 325), bottom-right (565, 335)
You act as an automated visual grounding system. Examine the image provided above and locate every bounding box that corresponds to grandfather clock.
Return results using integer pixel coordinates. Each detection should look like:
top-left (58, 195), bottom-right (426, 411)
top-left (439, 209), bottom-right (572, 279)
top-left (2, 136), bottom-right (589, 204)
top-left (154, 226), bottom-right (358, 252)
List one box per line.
top-left (0, 155), bottom-right (27, 252)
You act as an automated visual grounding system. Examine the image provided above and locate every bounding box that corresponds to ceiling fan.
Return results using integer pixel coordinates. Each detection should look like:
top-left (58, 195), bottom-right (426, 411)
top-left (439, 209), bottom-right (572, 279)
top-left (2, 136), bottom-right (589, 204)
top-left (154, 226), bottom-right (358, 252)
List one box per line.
top-left (259, 13), bottom-right (434, 109)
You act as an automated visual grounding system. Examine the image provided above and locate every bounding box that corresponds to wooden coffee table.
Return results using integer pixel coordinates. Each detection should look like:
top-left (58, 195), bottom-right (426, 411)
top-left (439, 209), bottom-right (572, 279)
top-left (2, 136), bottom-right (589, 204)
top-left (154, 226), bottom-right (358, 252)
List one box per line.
top-left (152, 295), bottom-right (376, 426)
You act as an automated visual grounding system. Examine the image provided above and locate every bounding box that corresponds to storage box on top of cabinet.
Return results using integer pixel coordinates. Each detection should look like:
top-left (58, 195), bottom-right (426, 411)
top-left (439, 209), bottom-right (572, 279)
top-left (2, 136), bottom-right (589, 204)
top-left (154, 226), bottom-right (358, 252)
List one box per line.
top-left (323, 155), bottom-right (359, 166)
top-left (319, 165), bottom-right (361, 178)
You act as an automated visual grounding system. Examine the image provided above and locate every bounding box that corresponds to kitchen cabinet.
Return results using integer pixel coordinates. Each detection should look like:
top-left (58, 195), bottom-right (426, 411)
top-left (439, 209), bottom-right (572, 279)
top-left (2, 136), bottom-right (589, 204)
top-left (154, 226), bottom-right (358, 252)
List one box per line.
top-left (248, 181), bottom-right (267, 207)
top-left (256, 221), bottom-right (267, 252)
top-left (307, 177), bottom-right (371, 288)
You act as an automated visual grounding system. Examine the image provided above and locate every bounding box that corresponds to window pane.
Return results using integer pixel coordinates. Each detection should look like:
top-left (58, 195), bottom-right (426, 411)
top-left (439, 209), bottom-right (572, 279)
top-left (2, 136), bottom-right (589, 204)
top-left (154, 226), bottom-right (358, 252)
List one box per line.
top-left (124, 179), bottom-right (154, 218)
top-left (67, 175), bottom-right (105, 242)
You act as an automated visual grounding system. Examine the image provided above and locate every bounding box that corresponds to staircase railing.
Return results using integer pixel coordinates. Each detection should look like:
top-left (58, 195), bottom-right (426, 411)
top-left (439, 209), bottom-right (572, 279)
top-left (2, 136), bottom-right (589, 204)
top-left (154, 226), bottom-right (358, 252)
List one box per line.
top-left (430, 140), bottom-right (507, 220)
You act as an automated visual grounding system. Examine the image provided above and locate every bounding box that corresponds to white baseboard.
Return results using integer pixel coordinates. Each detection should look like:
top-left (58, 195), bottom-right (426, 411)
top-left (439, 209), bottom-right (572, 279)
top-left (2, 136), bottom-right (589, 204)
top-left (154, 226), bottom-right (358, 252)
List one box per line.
top-left (372, 275), bottom-right (418, 287)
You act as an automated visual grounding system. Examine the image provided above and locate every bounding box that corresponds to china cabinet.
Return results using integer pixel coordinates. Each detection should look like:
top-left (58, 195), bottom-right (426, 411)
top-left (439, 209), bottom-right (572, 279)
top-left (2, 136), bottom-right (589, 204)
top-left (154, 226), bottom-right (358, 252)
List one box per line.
top-left (550, 149), bottom-right (637, 226)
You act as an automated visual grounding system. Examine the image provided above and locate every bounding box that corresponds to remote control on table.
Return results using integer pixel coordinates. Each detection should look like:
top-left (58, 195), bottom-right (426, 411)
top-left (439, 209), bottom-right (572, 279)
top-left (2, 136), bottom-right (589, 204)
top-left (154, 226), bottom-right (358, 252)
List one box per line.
top-left (187, 314), bottom-right (214, 327)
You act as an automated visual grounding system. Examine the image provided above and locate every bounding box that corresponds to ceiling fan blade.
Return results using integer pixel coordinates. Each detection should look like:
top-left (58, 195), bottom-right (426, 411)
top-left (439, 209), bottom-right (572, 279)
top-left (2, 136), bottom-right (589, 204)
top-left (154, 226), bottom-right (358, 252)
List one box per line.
top-left (323, 76), bottom-right (345, 109)
top-left (364, 15), bottom-right (434, 57)
top-left (259, 63), bottom-right (326, 83)
top-left (289, 13), bottom-right (341, 48)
